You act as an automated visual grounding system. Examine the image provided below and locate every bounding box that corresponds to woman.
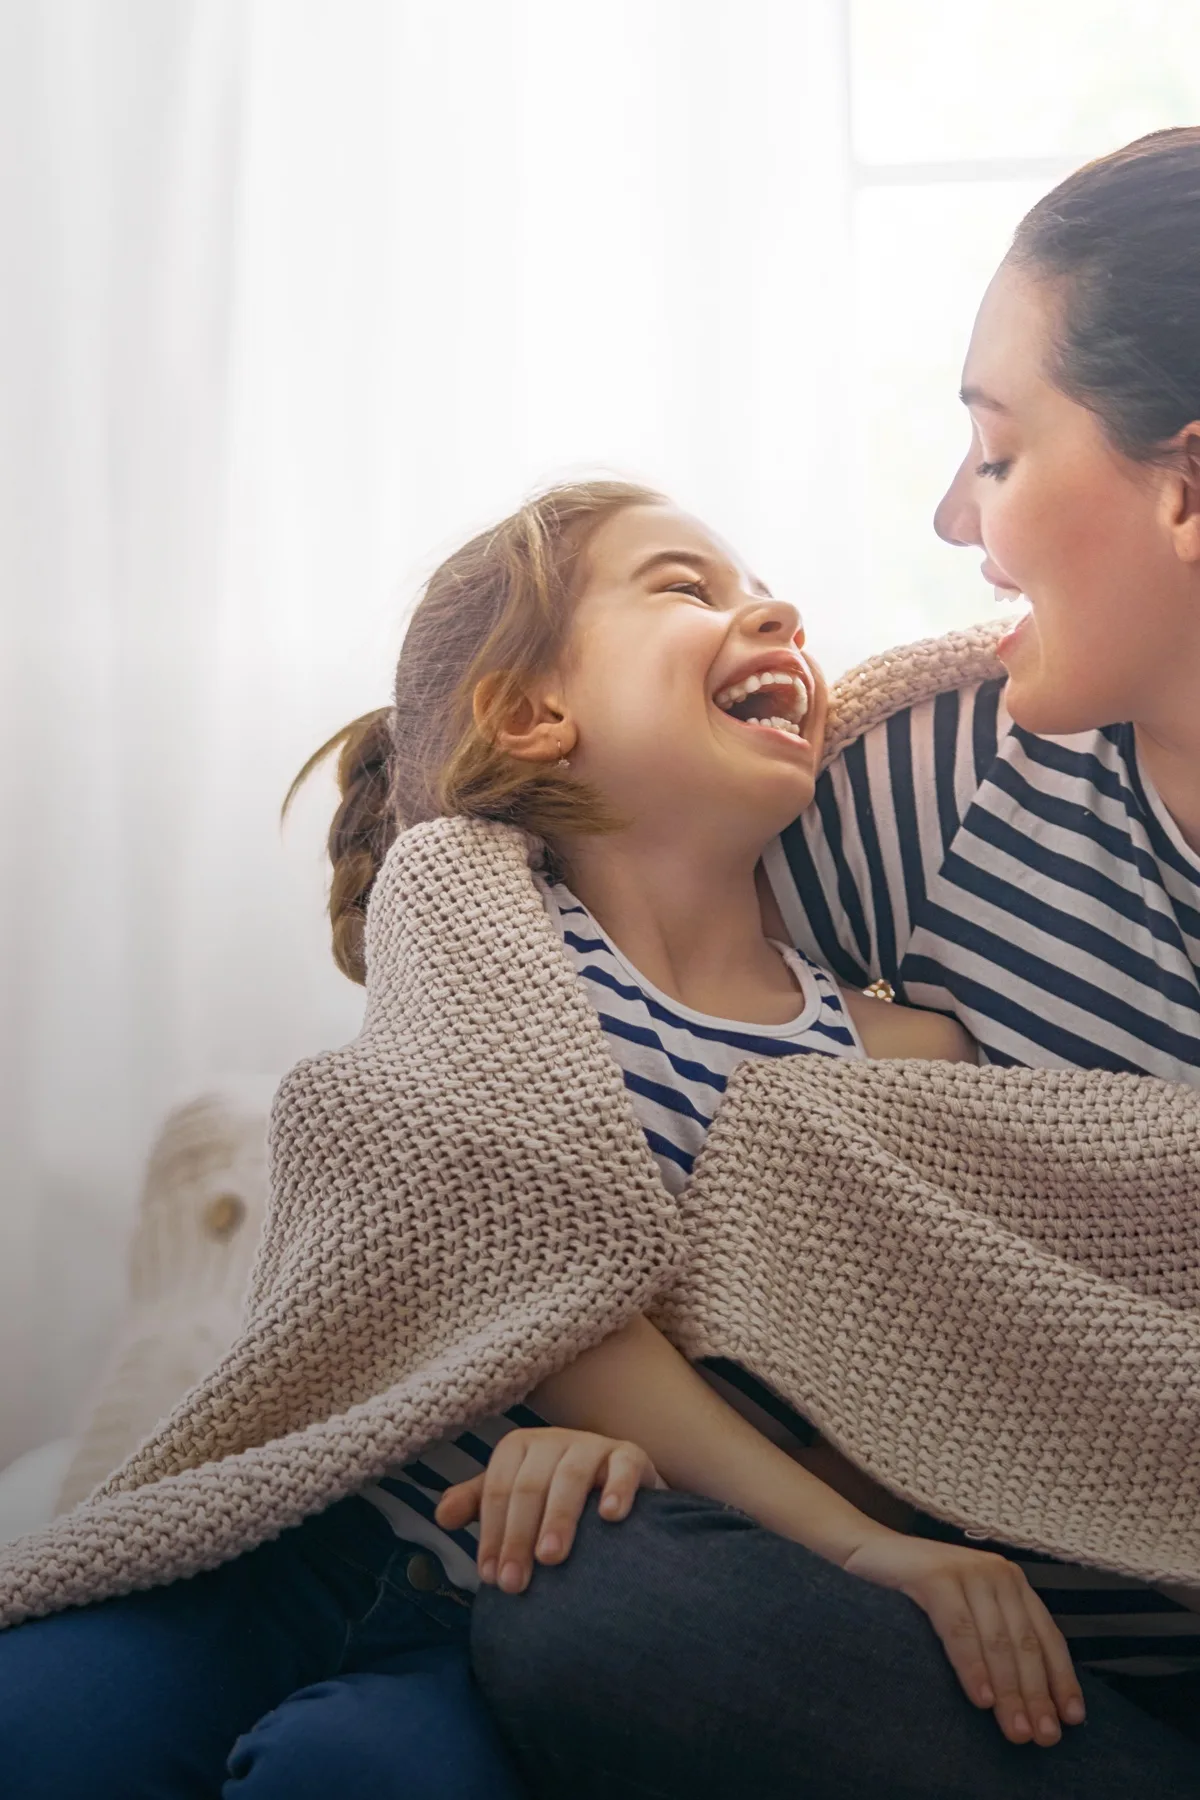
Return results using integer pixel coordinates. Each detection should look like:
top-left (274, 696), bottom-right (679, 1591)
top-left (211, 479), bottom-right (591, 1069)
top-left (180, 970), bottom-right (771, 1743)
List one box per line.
top-left (469, 127), bottom-right (1200, 1797)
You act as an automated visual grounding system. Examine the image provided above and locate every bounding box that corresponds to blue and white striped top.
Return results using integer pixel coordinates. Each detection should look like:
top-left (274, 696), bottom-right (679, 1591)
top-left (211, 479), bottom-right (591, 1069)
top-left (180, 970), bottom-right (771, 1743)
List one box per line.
top-left (761, 673), bottom-right (1200, 1675)
top-left (535, 869), bottom-right (865, 1195)
top-left (355, 869), bottom-right (863, 1587)
top-left (762, 675), bottom-right (1200, 1082)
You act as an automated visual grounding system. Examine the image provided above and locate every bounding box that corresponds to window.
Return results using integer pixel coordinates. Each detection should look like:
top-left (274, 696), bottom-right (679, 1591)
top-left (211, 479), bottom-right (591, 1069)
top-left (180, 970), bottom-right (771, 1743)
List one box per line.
top-left (849, 0), bottom-right (1200, 656)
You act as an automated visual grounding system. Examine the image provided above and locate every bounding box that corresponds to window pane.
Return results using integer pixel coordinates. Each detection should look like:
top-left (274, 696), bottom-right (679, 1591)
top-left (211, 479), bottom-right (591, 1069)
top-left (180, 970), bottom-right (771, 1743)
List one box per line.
top-left (853, 180), bottom-right (1051, 647)
top-left (852, 0), bottom-right (1200, 165)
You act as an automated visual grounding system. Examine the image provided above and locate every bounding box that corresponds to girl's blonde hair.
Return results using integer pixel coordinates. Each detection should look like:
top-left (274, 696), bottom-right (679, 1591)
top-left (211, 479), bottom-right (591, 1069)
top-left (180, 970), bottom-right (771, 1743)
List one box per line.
top-left (282, 478), bottom-right (664, 984)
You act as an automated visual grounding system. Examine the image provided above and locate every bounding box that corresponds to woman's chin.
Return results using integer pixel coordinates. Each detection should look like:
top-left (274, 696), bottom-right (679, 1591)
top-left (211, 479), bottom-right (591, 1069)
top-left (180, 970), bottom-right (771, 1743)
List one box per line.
top-left (1000, 650), bottom-right (1114, 739)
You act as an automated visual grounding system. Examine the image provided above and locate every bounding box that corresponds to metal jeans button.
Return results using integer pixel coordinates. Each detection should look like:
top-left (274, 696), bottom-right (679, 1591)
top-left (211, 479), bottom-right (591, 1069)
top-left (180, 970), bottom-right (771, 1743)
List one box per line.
top-left (405, 1551), bottom-right (441, 1592)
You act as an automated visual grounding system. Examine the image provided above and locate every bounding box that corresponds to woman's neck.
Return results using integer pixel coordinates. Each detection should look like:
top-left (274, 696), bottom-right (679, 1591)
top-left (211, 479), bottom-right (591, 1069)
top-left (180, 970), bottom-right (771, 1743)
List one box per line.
top-left (1134, 722), bottom-right (1200, 856)
top-left (553, 832), bottom-right (784, 1012)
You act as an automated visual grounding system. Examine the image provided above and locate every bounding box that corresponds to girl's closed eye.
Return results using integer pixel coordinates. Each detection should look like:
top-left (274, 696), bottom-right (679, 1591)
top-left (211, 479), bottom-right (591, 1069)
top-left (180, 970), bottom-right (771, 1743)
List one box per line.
top-left (666, 577), bottom-right (714, 602)
top-left (975, 459), bottom-right (1011, 481)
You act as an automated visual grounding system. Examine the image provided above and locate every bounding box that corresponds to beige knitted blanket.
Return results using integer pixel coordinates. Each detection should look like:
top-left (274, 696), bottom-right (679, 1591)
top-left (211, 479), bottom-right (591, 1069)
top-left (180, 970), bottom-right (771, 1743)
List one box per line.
top-left (4, 622), bottom-right (1199, 1632)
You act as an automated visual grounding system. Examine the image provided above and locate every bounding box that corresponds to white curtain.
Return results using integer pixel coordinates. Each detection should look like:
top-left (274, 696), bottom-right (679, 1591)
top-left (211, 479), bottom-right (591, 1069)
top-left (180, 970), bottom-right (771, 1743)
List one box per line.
top-left (0, 0), bottom-right (935, 1467)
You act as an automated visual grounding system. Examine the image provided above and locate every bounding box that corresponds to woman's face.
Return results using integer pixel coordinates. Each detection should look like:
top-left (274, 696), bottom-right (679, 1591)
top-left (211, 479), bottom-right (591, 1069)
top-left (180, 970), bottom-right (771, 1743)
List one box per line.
top-left (555, 502), bottom-right (827, 844)
top-left (933, 259), bottom-right (1200, 737)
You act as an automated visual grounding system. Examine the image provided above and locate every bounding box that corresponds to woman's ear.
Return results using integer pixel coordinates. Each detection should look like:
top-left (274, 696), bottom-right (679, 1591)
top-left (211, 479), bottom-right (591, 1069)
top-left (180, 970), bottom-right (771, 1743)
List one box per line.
top-left (471, 672), bottom-right (573, 764)
top-left (1161, 425), bottom-right (1200, 564)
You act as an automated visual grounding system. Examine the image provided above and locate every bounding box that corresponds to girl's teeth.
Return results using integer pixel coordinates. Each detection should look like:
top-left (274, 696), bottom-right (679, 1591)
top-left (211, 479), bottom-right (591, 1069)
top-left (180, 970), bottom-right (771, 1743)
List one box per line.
top-left (714, 670), bottom-right (809, 719)
top-left (745, 716), bottom-right (802, 739)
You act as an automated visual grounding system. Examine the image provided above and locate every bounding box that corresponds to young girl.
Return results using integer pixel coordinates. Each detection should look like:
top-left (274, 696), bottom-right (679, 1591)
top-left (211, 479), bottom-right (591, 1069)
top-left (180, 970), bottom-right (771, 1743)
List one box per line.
top-left (0, 475), bottom-right (1075, 1800)
top-left (284, 476), bottom-right (1091, 1766)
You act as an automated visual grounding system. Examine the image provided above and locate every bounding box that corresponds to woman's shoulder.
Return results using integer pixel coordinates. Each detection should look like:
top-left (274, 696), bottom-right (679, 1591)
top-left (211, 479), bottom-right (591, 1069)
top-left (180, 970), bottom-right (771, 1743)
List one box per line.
top-left (821, 621), bottom-right (1008, 773)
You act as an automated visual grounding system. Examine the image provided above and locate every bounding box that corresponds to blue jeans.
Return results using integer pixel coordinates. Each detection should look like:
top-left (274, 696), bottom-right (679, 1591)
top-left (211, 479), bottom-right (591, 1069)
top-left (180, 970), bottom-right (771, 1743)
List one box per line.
top-left (0, 1492), bottom-right (527, 1799)
top-left (472, 1489), bottom-right (1200, 1800)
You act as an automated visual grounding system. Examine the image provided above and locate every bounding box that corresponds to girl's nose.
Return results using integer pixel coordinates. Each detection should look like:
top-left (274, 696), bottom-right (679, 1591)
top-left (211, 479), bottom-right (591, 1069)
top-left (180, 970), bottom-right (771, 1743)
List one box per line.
top-left (749, 595), bottom-right (804, 642)
top-left (933, 457), bottom-right (982, 548)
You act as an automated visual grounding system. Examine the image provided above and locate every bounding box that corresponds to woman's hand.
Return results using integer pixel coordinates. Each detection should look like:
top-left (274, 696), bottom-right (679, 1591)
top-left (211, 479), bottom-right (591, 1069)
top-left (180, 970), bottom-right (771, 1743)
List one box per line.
top-left (435, 1427), bottom-right (664, 1595)
top-left (843, 1534), bottom-right (1086, 1748)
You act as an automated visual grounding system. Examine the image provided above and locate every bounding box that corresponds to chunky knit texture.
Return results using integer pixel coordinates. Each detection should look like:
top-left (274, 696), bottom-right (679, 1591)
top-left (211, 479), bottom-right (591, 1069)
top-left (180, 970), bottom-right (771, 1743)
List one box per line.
top-left (4, 620), bottom-right (1198, 1630)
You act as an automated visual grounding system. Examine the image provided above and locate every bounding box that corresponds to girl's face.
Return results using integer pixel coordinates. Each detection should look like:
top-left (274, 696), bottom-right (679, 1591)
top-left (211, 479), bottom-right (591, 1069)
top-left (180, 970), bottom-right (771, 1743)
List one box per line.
top-left (933, 260), bottom-right (1200, 737)
top-left (554, 503), bottom-right (826, 845)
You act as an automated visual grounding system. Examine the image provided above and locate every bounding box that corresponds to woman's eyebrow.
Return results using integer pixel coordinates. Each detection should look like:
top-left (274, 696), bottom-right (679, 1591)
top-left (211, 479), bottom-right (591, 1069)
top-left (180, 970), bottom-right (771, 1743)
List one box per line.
top-left (959, 384), bottom-right (1009, 414)
top-left (630, 548), bottom-right (772, 596)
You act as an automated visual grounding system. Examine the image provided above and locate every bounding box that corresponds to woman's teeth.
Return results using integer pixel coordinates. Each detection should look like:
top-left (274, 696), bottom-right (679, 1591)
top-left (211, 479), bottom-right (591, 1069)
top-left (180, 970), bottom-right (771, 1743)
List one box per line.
top-left (713, 669), bottom-right (809, 720)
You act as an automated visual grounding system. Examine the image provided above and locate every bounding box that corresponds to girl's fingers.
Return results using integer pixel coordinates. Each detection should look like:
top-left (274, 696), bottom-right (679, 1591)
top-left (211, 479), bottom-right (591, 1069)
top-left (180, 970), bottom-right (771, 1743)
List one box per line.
top-left (918, 1573), bottom-right (997, 1711)
top-left (993, 1576), bottom-right (1086, 1742)
top-left (596, 1444), bottom-right (655, 1522)
top-left (993, 1573), bottom-right (1070, 1745)
top-left (535, 1445), bottom-right (610, 1564)
top-left (496, 1440), bottom-right (569, 1594)
top-left (476, 1437), bottom-right (527, 1585)
top-left (434, 1473), bottom-right (484, 1531)
top-left (1022, 1582), bottom-right (1087, 1728)
top-left (960, 1570), bottom-right (1035, 1745)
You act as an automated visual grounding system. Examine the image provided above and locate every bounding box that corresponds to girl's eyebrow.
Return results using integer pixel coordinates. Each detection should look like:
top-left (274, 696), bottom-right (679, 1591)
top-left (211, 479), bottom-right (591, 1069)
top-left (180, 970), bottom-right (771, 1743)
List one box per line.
top-left (630, 548), bottom-right (772, 597)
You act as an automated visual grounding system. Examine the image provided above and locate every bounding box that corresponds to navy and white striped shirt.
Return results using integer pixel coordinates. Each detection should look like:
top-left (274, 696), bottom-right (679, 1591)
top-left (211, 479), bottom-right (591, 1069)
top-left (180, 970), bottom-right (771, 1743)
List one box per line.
top-left (761, 673), bottom-right (1200, 1674)
top-left (536, 869), bottom-right (864, 1194)
top-left (762, 676), bottom-right (1200, 1081)
top-left (356, 870), bottom-right (862, 1588)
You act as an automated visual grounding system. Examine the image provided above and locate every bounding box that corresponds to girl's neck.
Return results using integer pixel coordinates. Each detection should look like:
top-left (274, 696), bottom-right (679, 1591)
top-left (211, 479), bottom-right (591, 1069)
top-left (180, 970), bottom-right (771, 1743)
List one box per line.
top-left (554, 833), bottom-right (787, 1013)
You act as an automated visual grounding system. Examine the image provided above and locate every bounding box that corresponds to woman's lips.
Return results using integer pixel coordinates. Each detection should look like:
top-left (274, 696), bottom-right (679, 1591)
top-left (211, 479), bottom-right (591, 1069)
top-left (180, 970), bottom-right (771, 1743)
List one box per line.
top-left (996, 610), bottom-right (1032, 658)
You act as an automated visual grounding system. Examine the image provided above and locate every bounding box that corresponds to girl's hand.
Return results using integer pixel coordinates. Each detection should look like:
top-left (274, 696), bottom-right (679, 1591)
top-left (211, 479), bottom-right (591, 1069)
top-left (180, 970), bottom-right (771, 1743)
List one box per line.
top-left (843, 1534), bottom-right (1086, 1748)
top-left (435, 1427), bottom-right (664, 1595)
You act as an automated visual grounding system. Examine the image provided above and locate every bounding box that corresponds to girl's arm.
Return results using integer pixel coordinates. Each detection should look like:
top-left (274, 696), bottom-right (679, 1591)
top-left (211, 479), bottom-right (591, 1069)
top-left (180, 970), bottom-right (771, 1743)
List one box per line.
top-left (530, 1313), bottom-right (892, 1566)
top-left (444, 1313), bottom-right (1084, 1749)
top-left (840, 985), bottom-right (978, 1061)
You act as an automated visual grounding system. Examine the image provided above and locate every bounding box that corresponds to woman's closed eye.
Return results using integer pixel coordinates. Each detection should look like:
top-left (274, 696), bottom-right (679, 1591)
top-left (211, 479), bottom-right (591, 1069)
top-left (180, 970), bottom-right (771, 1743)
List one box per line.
top-left (975, 459), bottom-right (1012, 481)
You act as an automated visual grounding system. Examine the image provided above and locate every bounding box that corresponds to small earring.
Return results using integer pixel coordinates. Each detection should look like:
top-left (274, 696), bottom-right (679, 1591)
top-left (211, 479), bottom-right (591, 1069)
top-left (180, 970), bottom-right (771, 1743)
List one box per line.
top-left (555, 735), bottom-right (570, 770)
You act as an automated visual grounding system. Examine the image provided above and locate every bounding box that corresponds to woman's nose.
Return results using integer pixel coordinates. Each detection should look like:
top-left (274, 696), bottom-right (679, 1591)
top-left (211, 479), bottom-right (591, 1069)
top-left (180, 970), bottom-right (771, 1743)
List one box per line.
top-left (933, 457), bottom-right (981, 548)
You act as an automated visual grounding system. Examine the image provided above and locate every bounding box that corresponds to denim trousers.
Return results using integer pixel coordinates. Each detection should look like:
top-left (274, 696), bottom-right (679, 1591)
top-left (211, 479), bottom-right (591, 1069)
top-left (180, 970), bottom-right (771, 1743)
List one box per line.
top-left (472, 1488), bottom-right (1200, 1800)
top-left (0, 1493), bottom-right (528, 1800)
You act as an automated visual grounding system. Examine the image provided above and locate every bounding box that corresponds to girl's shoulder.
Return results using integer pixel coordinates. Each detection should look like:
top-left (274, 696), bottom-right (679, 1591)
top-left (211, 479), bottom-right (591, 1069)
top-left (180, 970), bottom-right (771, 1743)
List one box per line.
top-left (839, 986), bottom-right (978, 1064)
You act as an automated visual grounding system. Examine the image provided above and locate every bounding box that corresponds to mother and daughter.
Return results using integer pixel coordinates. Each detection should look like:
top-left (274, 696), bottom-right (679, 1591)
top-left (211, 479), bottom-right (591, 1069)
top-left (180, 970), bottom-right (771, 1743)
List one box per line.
top-left (2, 128), bottom-right (1200, 1800)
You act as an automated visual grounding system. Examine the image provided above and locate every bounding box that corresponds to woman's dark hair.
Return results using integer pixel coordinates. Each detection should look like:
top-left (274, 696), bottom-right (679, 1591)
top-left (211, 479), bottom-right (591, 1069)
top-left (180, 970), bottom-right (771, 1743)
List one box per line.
top-left (1009, 126), bottom-right (1200, 464)
top-left (280, 478), bottom-right (662, 984)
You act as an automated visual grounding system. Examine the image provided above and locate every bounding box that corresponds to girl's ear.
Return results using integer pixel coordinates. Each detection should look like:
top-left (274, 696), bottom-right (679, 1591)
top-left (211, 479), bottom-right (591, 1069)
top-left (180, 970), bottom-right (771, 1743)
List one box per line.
top-left (471, 672), bottom-right (572, 764)
top-left (1161, 425), bottom-right (1200, 565)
